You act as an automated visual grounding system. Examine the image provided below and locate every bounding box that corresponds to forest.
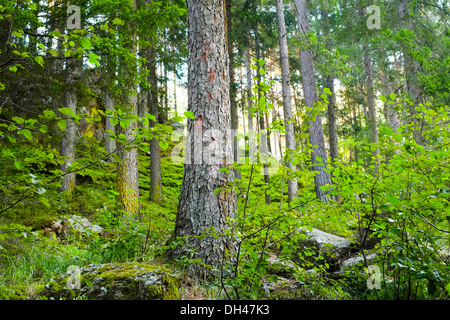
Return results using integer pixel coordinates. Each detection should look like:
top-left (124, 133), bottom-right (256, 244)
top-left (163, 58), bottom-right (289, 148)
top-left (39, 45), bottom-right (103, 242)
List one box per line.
top-left (0, 0), bottom-right (449, 302)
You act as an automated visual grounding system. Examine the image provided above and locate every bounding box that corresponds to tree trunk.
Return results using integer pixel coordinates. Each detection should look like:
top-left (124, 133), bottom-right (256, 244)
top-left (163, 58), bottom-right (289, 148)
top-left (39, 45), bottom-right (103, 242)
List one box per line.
top-left (363, 46), bottom-right (380, 171)
top-left (59, 58), bottom-right (82, 195)
top-left (276, 0), bottom-right (298, 203)
top-left (170, 0), bottom-right (237, 281)
top-left (398, 0), bottom-right (424, 145)
top-left (293, 0), bottom-right (332, 202)
top-left (116, 0), bottom-right (140, 216)
top-left (322, 8), bottom-right (339, 163)
top-left (255, 28), bottom-right (271, 205)
top-left (146, 43), bottom-right (163, 203)
top-left (104, 90), bottom-right (116, 162)
top-left (226, 0), bottom-right (240, 172)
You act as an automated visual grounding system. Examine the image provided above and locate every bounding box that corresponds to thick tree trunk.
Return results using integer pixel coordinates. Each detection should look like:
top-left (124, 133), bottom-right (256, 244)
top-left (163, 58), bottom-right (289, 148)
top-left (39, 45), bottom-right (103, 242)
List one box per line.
top-left (293, 0), bottom-right (332, 202)
top-left (170, 0), bottom-right (237, 281)
top-left (59, 58), bottom-right (82, 195)
top-left (276, 0), bottom-right (298, 203)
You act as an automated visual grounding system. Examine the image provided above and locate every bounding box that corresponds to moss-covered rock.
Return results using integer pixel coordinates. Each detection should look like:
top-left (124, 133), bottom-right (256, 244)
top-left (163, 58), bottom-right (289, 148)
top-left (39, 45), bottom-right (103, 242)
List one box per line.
top-left (38, 261), bottom-right (180, 300)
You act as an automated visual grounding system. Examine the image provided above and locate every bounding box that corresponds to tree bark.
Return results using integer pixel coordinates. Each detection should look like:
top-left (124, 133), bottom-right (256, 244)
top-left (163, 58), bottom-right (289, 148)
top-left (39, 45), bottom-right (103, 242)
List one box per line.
top-left (322, 8), bottom-right (339, 163)
top-left (226, 0), bottom-right (238, 165)
top-left (104, 89), bottom-right (116, 162)
top-left (59, 57), bottom-right (82, 195)
top-left (170, 0), bottom-right (237, 282)
top-left (276, 0), bottom-right (298, 203)
top-left (293, 0), bottom-right (332, 202)
top-left (116, 0), bottom-right (140, 216)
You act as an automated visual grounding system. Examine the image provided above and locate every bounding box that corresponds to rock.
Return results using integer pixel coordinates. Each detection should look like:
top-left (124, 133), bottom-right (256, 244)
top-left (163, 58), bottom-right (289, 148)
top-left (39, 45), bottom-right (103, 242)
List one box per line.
top-left (38, 262), bottom-right (180, 300)
top-left (47, 215), bottom-right (103, 239)
top-left (340, 252), bottom-right (377, 270)
top-left (293, 227), bottom-right (351, 268)
top-left (266, 253), bottom-right (299, 278)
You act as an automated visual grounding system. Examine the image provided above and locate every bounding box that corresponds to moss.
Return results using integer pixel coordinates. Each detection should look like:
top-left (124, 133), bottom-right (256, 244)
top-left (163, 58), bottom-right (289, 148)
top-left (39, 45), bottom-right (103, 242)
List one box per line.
top-left (39, 262), bottom-right (180, 300)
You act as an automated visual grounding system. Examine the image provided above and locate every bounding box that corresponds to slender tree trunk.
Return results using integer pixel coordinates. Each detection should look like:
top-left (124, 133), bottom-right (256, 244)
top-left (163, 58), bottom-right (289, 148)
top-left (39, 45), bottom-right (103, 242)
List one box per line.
top-left (170, 0), bottom-right (237, 281)
top-left (226, 0), bottom-right (239, 169)
top-left (398, 0), bottom-right (424, 145)
top-left (116, 0), bottom-right (140, 216)
top-left (293, 0), bottom-right (332, 202)
top-left (104, 90), bottom-right (116, 162)
top-left (60, 58), bottom-right (82, 195)
top-left (146, 44), bottom-right (163, 203)
top-left (276, 0), bottom-right (298, 203)
top-left (255, 28), bottom-right (271, 205)
top-left (246, 45), bottom-right (253, 133)
top-left (322, 8), bottom-right (339, 163)
top-left (363, 45), bottom-right (380, 172)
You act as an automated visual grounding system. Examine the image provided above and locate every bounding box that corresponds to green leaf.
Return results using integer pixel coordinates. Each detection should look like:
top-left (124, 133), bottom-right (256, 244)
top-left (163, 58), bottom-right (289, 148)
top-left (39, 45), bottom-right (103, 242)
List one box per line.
top-left (146, 113), bottom-right (156, 122)
top-left (12, 116), bottom-right (24, 124)
top-left (29, 3), bottom-right (37, 10)
top-left (112, 18), bottom-right (125, 26)
top-left (9, 65), bottom-right (17, 72)
top-left (34, 55), bottom-right (44, 66)
top-left (389, 93), bottom-right (396, 100)
top-left (380, 95), bottom-right (387, 102)
top-left (14, 161), bottom-right (24, 170)
top-left (40, 197), bottom-right (51, 208)
top-left (57, 119), bottom-right (67, 131)
top-left (58, 107), bottom-right (73, 116)
top-left (184, 111), bottom-right (195, 120)
top-left (323, 87), bottom-right (332, 95)
top-left (18, 129), bottom-right (32, 141)
top-left (88, 53), bottom-right (100, 66)
top-left (159, 140), bottom-right (169, 149)
top-left (80, 38), bottom-right (91, 49)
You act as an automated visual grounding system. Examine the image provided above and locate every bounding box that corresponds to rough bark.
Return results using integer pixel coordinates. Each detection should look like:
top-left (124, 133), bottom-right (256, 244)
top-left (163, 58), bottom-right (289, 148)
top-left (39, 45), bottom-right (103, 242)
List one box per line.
top-left (276, 0), bottom-right (298, 203)
top-left (170, 0), bottom-right (237, 282)
top-left (293, 0), bottom-right (332, 202)
top-left (116, 0), bottom-right (140, 216)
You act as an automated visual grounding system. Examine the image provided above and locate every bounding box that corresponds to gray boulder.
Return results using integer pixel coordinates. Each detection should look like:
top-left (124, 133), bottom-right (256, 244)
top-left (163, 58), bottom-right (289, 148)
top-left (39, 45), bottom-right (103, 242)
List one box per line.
top-left (293, 227), bottom-right (351, 268)
top-left (38, 262), bottom-right (180, 300)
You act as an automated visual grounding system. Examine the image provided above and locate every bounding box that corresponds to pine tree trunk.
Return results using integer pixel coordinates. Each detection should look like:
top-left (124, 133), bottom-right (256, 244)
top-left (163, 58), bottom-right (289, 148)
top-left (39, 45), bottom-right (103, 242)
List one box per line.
top-left (276, 0), bottom-right (298, 203)
top-left (116, 0), bottom-right (140, 216)
top-left (170, 0), bottom-right (237, 281)
top-left (293, 0), bottom-right (332, 202)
